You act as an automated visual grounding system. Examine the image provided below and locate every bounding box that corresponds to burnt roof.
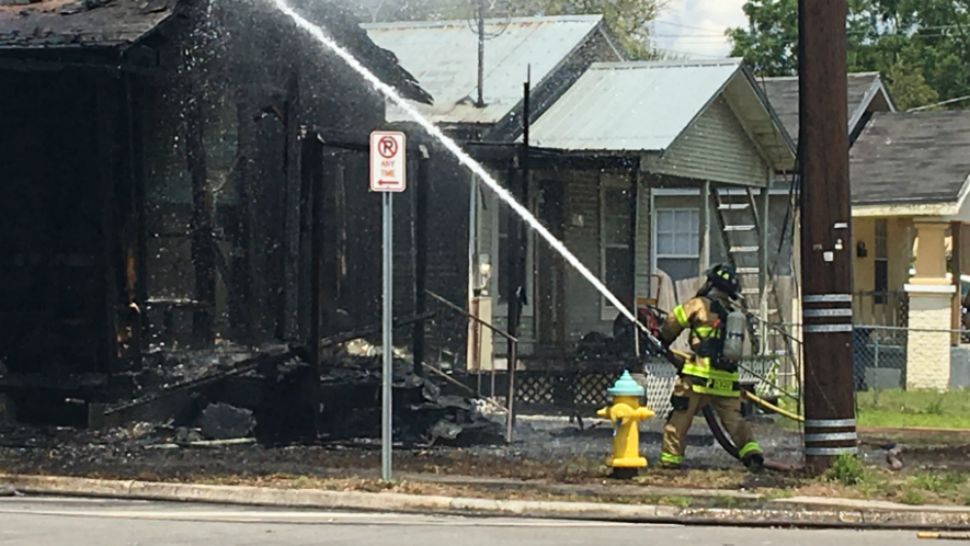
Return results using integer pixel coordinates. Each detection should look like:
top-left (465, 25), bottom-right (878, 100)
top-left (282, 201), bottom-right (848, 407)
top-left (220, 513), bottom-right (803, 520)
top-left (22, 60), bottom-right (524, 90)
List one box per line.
top-left (0, 0), bottom-right (173, 48)
top-left (0, 0), bottom-right (431, 104)
top-left (761, 72), bottom-right (893, 143)
top-left (850, 110), bottom-right (970, 207)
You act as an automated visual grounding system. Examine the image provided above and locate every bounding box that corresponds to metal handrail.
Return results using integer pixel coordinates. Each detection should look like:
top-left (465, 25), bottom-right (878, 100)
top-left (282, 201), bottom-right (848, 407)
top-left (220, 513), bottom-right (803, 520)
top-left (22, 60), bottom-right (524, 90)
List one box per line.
top-left (426, 290), bottom-right (518, 342)
top-left (425, 289), bottom-right (518, 443)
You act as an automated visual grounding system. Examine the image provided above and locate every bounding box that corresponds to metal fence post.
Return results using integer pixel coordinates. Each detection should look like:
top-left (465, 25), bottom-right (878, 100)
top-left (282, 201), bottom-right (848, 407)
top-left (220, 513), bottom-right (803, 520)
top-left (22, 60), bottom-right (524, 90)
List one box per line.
top-left (507, 340), bottom-right (517, 443)
top-left (874, 337), bottom-right (880, 372)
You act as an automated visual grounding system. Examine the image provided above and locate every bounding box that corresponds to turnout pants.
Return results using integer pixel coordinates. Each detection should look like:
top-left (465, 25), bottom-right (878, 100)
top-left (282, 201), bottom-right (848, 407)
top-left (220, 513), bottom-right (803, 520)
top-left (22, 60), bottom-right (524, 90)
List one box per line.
top-left (660, 376), bottom-right (761, 467)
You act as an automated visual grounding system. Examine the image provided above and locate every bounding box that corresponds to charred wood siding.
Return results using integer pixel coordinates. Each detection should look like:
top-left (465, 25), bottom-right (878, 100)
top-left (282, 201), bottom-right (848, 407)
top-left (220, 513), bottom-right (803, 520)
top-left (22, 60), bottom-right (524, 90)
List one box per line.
top-left (423, 156), bottom-right (470, 367)
top-left (0, 70), bottom-right (121, 375)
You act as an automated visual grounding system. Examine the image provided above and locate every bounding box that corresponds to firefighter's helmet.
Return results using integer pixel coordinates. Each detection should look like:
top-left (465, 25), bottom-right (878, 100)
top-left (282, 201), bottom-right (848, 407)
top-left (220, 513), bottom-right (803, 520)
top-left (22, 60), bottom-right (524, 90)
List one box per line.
top-left (706, 263), bottom-right (741, 298)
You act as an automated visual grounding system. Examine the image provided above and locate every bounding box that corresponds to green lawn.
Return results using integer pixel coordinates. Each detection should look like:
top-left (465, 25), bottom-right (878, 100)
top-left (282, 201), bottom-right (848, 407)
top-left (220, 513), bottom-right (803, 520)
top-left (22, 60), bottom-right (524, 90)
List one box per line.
top-left (855, 389), bottom-right (970, 429)
top-left (822, 454), bottom-right (970, 506)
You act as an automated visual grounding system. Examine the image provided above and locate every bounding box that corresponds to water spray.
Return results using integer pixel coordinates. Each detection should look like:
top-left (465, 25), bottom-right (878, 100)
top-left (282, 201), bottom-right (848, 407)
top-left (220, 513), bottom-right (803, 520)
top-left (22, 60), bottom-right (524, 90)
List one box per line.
top-left (268, 0), bottom-right (650, 336)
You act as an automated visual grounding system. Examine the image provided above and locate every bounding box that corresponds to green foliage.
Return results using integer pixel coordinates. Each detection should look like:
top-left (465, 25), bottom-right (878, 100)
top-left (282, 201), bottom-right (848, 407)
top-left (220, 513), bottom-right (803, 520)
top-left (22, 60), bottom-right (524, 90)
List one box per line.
top-left (912, 472), bottom-right (967, 494)
top-left (825, 454), bottom-right (866, 486)
top-left (727, 0), bottom-right (798, 77)
top-left (658, 495), bottom-right (692, 508)
top-left (900, 488), bottom-right (926, 505)
top-left (728, 0), bottom-right (970, 110)
top-left (885, 61), bottom-right (940, 111)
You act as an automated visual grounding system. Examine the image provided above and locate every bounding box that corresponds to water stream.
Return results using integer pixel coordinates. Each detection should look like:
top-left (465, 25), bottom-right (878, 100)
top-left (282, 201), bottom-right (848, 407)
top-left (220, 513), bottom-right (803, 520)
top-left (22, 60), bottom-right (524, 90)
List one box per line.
top-left (269, 0), bottom-right (647, 334)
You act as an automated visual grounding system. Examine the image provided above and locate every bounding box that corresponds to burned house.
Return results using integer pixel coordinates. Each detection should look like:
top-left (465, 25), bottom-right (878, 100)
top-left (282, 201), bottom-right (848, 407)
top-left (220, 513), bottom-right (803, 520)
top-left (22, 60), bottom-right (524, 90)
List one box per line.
top-left (0, 0), bottom-right (432, 425)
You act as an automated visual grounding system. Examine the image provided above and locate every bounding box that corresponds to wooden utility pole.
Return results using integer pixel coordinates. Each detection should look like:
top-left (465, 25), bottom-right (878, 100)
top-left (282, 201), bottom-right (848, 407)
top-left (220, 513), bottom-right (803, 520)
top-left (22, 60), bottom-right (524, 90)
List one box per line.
top-left (798, 0), bottom-right (857, 472)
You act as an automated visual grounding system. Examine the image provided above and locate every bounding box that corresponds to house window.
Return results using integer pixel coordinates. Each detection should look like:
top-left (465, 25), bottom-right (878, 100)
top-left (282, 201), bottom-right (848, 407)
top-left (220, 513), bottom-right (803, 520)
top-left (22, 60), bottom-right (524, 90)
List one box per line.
top-left (656, 208), bottom-right (700, 281)
top-left (601, 185), bottom-right (634, 314)
top-left (874, 219), bottom-right (888, 304)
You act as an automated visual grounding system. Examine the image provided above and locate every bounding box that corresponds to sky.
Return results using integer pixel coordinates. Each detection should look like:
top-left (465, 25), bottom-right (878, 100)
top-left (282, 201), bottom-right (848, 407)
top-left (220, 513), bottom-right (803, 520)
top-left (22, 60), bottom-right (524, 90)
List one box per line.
top-left (650, 0), bottom-right (749, 59)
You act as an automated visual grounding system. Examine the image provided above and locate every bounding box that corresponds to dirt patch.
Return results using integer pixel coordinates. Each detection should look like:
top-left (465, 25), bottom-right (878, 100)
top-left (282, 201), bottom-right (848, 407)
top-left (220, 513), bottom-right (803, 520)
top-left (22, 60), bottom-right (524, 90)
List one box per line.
top-left (1, 418), bottom-right (968, 506)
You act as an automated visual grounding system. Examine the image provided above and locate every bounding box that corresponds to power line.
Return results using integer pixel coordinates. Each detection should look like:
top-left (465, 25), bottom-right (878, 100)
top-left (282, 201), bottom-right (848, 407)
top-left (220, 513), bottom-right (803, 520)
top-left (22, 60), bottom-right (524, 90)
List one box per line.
top-left (909, 94), bottom-right (970, 111)
top-left (653, 19), bottom-right (729, 33)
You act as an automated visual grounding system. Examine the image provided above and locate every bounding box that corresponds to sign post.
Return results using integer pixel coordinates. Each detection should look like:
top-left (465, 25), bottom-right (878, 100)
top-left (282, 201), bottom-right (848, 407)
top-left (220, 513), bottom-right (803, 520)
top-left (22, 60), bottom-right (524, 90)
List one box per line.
top-left (370, 131), bottom-right (406, 482)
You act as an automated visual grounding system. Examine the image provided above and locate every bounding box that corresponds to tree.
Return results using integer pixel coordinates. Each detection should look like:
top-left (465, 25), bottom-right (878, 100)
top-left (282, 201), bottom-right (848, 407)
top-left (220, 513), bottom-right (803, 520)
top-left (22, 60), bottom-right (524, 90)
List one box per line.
top-left (351, 0), bottom-right (666, 59)
top-left (886, 60), bottom-right (939, 111)
top-left (728, 0), bottom-right (970, 110)
top-left (727, 0), bottom-right (797, 77)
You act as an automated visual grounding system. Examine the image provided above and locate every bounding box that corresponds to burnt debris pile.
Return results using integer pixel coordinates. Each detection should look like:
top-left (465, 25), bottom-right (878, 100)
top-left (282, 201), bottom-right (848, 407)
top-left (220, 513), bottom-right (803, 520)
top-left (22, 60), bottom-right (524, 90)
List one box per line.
top-left (84, 339), bottom-right (502, 448)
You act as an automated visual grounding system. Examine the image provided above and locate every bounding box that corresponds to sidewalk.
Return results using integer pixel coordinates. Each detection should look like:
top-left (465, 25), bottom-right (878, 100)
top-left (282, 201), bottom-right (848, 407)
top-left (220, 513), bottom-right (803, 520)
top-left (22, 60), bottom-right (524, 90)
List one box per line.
top-left (2, 473), bottom-right (968, 530)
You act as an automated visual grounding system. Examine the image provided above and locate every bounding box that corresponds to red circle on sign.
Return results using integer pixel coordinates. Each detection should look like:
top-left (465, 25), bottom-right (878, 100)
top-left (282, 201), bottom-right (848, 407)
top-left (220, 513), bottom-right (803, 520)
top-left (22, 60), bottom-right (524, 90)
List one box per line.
top-left (379, 136), bottom-right (398, 158)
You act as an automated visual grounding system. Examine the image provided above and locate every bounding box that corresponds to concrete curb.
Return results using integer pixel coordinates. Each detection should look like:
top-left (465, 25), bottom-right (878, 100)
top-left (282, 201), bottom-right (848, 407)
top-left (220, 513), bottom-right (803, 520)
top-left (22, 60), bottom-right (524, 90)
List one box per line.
top-left (1, 474), bottom-right (969, 530)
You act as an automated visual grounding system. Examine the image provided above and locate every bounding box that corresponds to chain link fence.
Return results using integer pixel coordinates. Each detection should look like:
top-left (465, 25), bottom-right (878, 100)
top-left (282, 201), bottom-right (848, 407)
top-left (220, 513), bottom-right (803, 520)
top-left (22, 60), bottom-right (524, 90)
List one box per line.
top-left (852, 326), bottom-right (908, 391)
top-left (852, 324), bottom-right (970, 392)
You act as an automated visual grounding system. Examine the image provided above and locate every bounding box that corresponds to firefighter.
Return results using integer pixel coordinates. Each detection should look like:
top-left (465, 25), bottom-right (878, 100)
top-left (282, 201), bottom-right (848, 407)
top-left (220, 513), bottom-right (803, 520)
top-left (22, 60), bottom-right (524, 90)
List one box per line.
top-left (657, 263), bottom-right (764, 472)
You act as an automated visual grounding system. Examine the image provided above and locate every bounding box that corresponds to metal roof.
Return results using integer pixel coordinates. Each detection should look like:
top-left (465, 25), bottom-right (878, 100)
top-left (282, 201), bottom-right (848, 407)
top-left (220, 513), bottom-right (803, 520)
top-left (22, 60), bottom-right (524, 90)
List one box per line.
top-left (850, 111), bottom-right (970, 207)
top-left (760, 72), bottom-right (895, 144)
top-left (527, 60), bottom-right (743, 152)
top-left (363, 15), bottom-right (605, 124)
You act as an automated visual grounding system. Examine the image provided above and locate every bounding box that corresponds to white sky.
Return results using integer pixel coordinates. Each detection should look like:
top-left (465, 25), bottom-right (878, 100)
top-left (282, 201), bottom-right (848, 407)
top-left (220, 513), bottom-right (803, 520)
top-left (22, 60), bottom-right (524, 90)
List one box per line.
top-left (650, 0), bottom-right (749, 59)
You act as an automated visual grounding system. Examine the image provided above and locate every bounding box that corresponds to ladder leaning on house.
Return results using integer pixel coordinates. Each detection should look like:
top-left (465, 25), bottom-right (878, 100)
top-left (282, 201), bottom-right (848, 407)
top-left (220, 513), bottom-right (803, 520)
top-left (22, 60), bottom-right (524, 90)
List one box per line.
top-left (710, 187), bottom-right (791, 360)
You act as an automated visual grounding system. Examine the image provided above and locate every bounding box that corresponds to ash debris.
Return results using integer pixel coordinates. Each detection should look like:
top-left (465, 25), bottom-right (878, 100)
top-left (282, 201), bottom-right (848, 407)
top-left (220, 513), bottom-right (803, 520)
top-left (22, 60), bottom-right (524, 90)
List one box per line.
top-left (92, 336), bottom-right (503, 450)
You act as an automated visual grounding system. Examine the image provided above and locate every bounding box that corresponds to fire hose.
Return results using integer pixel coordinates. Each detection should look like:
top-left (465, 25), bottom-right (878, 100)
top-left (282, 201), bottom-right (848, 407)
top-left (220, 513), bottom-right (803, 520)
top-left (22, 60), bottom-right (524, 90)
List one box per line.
top-left (637, 329), bottom-right (800, 472)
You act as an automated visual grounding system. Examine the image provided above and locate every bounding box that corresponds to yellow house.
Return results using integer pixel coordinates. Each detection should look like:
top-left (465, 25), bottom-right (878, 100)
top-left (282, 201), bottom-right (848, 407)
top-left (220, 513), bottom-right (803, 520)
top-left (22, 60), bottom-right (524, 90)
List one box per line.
top-left (850, 110), bottom-right (970, 390)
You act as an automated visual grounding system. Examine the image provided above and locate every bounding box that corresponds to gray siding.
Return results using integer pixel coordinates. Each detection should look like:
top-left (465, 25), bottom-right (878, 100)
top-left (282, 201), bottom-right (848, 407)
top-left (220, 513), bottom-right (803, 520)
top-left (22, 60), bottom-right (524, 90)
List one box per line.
top-left (564, 171), bottom-right (604, 339)
top-left (647, 96), bottom-right (769, 187)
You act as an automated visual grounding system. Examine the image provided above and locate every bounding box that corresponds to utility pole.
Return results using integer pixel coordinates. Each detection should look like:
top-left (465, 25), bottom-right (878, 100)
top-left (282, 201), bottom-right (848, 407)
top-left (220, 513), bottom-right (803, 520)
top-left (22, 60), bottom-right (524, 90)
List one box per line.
top-left (798, 0), bottom-right (857, 473)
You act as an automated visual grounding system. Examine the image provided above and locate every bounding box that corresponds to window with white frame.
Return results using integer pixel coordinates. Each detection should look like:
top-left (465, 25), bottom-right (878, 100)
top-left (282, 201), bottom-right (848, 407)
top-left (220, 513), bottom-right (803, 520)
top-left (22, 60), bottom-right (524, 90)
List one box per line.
top-left (601, 185), bottom-right (633, 314)
top-left (655, 208), bottom-right (700, 281)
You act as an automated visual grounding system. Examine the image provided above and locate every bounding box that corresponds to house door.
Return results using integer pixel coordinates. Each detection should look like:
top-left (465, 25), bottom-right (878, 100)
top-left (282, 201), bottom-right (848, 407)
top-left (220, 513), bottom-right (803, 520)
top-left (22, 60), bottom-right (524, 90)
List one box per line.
top-left (536, 180), bottom-right (566, 350)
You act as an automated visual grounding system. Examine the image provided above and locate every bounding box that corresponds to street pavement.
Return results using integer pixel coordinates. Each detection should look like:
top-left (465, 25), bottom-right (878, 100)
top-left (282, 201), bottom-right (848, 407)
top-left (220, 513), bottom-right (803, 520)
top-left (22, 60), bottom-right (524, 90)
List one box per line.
top-left (0, 496), bottom-right (929, 545)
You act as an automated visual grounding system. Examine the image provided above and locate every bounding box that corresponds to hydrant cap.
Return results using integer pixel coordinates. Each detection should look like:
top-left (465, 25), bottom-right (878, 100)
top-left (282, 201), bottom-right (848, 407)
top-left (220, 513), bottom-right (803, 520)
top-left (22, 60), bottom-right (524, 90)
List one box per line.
top-left (607, 370), bottom-right (645, 397)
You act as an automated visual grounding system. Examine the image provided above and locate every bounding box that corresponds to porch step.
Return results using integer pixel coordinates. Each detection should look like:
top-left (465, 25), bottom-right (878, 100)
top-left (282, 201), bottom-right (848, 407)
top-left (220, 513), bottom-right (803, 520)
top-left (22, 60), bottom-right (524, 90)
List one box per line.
top-left (729, 246), bottom-right (760, 254)
top-left (724, 224), bottom-right (756, 232)
top-left (741, 288), bottom-right (761, 296)
top-left (736, 267), bottom-right (760, 275)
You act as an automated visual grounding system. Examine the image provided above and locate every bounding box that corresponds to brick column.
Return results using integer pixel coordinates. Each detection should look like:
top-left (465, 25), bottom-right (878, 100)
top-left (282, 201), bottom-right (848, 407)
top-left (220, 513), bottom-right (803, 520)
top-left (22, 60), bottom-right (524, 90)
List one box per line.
top-left (905, 221), bottom-right (953, 390)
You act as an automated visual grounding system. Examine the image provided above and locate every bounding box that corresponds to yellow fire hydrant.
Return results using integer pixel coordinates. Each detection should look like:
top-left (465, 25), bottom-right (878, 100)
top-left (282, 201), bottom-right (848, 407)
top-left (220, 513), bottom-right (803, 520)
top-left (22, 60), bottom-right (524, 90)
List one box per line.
top-left (597, 370), bottom-right (655, 479)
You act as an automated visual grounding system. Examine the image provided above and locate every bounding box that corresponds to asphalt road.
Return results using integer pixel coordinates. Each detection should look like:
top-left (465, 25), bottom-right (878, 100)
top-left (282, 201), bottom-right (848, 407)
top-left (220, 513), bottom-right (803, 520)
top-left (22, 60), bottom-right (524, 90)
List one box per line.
top-left (0, 496), bottom-right (929, 545)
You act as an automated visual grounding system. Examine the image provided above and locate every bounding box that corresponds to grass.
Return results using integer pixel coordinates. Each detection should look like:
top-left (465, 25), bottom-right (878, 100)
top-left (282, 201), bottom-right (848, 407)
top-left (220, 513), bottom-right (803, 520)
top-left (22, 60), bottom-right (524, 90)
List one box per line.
top-left (824, 454), bottom-right (867, 486)
top-left (657, 496), bottom-right (692, 508)
top-left (855, 389), bottom-right (970, 429)
top-left (815, 455), bottom-right (970, 505)
top-left (900, 489), bottom-right (926, 505)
